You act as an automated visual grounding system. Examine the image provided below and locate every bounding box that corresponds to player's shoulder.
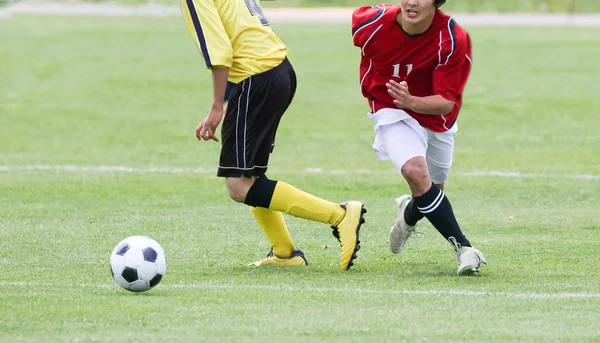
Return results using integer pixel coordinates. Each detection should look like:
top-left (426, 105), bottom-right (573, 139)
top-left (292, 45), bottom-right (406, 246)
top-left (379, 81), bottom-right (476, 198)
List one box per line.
top-left (433, 10), bottom-right (469, 41)
top-left (352, 4), bottom-right (397, 31)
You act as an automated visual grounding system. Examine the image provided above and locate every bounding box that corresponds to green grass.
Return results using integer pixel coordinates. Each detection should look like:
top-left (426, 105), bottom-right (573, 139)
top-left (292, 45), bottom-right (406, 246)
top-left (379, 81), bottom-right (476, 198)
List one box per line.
top-left (2, 14), bottom-right (600, 342)
top-left (261, 0), bottom-right (600, 13)
top-left (48, 0), bottom-right (600, 13)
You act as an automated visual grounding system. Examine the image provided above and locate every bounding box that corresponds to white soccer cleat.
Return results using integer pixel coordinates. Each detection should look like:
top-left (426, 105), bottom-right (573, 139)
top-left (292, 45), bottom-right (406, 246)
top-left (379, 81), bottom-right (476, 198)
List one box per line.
top-left (450, 237), bottom-right (488, 275)
top-left (389, 195), bottom-right (423, 254)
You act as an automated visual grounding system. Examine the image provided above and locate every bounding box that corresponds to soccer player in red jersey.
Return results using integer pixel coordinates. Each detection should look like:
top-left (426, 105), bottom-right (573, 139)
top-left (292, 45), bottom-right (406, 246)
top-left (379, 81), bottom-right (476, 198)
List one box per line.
top-left (352, 0), bottom-right (487, 275)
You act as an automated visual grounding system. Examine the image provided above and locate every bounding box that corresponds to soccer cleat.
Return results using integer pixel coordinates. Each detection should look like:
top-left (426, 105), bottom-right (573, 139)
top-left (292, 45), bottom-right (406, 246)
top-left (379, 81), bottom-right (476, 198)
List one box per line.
top-left (331, 201), bottom-right (367, 270)
top-left (389, 195), bottom-right (424, 254)
top-left (449, 237), bottom-right (487, 275)
top-left (249, 248), bottom-right (308, 267)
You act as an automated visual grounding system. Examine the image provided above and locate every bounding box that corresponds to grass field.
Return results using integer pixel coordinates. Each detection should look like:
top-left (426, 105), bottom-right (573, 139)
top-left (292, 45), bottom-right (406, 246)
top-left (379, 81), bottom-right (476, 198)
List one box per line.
top-left (1, 11), bottom-right (600, 343)
top-left (262, 0), bottom-right (600, 13)
top-left (11, 0), bottom-right (600, 12)
top-left (48, 0), bottom-right (600, 13)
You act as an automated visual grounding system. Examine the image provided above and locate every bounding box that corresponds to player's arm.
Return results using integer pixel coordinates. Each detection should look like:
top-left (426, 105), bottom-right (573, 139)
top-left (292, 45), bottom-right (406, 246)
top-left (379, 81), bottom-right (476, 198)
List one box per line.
top-left (224, 81), bottom-right (235, 103)
top-left (386, 81), bottom-right (455, 115)
top-left (211, 67), bottom-right (229, 109)
top-left (196, 67), bottom-right (228, 142)
top-left (430, 23), bottom-right (471, 112)
top-left (182, 0), bottom-right (235, 141)
top-left (352, 5), bottom-right (386, 48)
top-left (386, 80), bottom-right (454, 115)
top-left (387, 24), bottom-right (470, 115)
top-left (412, 95), bottom-right (454, 114)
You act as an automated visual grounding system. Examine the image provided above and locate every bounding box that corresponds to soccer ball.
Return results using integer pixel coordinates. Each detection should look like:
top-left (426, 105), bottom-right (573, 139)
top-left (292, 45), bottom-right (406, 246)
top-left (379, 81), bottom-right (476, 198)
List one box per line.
top-left (109, 236), bottom-right (167, 292)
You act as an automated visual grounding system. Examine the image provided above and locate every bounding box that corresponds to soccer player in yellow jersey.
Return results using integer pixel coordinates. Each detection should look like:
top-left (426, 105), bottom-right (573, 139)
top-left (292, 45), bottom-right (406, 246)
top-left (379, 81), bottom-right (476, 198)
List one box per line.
top-left (181, 0), bottom-right (366, 270)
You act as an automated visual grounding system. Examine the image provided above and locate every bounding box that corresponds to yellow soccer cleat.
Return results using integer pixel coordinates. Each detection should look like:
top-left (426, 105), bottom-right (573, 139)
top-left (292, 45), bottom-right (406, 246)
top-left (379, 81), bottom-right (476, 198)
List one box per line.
top-left (249, 248), bottom-right (308, 267)
top-left (331, 201), bottom-right (367, 270)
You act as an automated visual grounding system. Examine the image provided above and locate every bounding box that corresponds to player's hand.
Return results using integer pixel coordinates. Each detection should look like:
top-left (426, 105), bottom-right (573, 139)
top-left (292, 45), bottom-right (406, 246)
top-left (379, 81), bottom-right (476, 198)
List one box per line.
top-left (196, 106), bottom-right (224, 142)
top-left (386, 80), bottom-right (413, 109)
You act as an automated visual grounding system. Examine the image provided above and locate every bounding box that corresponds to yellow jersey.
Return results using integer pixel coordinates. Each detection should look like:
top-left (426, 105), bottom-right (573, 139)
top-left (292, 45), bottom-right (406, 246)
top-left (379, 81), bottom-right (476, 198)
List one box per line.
top-left (181, 0), bottom-right (288, 84)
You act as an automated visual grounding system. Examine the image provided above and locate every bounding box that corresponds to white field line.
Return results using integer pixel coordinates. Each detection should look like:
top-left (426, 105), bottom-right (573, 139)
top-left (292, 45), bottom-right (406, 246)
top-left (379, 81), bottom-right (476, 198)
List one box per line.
top-left (0, 164), bottom-right (599, 180)
top-left (1, 281), bottom-right (599, 300)
top-left (1, 2), bottom-right (600, 26)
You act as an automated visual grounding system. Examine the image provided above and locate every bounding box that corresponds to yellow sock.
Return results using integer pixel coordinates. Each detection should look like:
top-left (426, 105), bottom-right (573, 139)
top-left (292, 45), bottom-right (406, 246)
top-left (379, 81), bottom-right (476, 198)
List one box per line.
top-left (251, 207), bottom-right (295, 258)
top-left (268, 181), bottom-right (345, 226)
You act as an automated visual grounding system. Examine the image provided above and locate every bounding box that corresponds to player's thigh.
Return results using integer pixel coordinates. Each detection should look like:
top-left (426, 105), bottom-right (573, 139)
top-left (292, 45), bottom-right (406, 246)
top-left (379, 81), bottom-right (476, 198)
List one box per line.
top-left (246, 59), bottom-right (296, 157)
top-left (425, 129), bottom-right (456, 184)
top-left (379, 120), bottom-right (427, 171)
top-left (218, 60), bottom-right (296, 177)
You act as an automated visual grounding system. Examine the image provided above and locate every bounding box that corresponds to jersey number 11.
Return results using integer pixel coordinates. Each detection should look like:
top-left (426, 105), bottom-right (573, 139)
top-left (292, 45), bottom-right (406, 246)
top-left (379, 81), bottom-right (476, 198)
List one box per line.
top-left (392, 63), bottom-right (413, 78)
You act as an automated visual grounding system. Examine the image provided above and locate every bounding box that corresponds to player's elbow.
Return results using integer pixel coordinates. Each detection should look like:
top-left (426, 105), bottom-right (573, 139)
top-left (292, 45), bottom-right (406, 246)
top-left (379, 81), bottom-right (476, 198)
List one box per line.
top-left (437, 97), bottom-right (455, 115)
top-left (440, 102), bottom-right (454, 114)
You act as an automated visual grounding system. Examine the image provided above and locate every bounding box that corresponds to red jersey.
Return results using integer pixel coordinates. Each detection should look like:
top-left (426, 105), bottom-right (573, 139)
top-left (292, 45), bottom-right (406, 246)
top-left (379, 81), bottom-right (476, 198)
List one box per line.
top-left (352, 4), bottom-right (472, 132)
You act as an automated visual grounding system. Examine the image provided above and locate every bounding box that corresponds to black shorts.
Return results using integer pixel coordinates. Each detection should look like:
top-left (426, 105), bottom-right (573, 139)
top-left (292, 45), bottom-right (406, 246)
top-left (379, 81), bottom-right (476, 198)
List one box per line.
top-left (217, 58), bottom-right (297, 178)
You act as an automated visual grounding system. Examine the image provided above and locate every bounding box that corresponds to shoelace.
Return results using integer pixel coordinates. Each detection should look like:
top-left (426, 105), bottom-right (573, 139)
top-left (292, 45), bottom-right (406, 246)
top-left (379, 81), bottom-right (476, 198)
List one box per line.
top-left (407, 227), bottom-right (425, 239)
top-left (448, 236), bottom-right (462, 263)
top-left (259, 248), bottom-right (275, 262)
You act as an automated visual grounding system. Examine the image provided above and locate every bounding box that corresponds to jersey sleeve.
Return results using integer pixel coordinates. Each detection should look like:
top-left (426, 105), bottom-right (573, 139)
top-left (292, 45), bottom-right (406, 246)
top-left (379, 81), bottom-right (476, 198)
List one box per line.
top-left (352, 5), bottom-right (386, 48)
top-left (182, 0), bottom-right (233, 69)
top-left (433, 20), bottom-right (472, 102)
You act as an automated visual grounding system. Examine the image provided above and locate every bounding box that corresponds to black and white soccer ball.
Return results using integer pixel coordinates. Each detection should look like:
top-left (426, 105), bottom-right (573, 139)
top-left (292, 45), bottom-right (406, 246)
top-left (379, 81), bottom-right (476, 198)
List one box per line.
top-left (109, 236), bottom-right (166, 292)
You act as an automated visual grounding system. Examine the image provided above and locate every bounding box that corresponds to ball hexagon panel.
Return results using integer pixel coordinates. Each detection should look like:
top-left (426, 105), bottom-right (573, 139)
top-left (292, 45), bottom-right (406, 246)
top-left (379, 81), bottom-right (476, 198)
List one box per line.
top-left (112, 272), bottom-right (130, 290)
top-left (129, 280), bottom-right (150, 292)
top-left (110, 254), bottom-right (126, 275)
top-left (137, 261), bottom-right (157, 281)
top-left (155, 254), bottom-right (167, 275)
top-left (123, 248), bottom-right (144, 269)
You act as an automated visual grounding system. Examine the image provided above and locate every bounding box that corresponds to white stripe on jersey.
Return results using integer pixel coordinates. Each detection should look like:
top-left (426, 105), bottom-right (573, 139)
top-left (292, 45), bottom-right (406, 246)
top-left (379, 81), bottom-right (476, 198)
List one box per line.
top-left (444, 18), bottom-right (456, 65)
top-left (437, 31), bottom-right (443, 66)
top-left (360, 59), bottom-right (373, 88)
top-left (352, 4), bottom-right (387, 39)
top-left (362, 24), bottom-right (384, 56)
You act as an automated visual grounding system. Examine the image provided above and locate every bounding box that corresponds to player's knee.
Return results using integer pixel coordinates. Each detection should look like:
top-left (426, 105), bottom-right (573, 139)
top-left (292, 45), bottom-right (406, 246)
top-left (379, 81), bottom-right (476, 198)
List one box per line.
top-left (225, 177), bottom-right (253, 203)
top-left (401, 159), bottom-right (429, 184)
top-left (226, 186), bottom-right (246, 203)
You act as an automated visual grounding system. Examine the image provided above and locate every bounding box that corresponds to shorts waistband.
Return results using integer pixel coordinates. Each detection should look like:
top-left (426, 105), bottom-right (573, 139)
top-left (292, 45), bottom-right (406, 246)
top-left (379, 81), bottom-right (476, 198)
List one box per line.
top-left (248, 58), bottom-right (292, 81)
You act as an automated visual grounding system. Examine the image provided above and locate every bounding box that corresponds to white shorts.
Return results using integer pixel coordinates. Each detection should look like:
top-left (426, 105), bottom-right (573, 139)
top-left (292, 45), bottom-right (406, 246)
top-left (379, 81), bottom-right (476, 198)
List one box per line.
top-left (368, 108), bottom-right (458, 184)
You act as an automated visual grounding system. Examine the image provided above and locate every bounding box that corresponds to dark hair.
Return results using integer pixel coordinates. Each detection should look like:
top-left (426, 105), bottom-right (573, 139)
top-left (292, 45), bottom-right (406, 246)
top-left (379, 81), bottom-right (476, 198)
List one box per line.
top-left (435, 0), bottom-right (446, 8)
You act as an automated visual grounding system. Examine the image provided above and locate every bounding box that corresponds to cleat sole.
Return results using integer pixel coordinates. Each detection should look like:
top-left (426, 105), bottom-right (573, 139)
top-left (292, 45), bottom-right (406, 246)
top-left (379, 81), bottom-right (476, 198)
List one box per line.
top-left (458, 266), bottom-right (481, 276)
top-left (345, 204), bottom-right (366, 271)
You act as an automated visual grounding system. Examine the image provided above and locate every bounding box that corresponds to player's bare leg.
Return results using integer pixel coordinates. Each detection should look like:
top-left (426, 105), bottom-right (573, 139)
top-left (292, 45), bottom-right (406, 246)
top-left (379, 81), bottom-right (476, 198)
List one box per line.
top-left (225, 176), bottom-right (255, 203)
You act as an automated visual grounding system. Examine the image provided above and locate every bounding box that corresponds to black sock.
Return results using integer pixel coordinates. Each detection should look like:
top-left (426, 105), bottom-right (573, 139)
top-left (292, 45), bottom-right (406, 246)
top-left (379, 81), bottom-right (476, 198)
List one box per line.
top-left (244, 176), bottom-right (277, 208)
top-left (412, 183), bottom-right (471, 247)
top-left (404, 199), bottom-right (424, 226)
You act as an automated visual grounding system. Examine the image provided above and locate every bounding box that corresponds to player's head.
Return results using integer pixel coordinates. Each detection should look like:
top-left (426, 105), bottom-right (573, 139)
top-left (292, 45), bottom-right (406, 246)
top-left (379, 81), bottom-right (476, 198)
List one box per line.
top-left (398, 0), bottom-right (438, 33)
